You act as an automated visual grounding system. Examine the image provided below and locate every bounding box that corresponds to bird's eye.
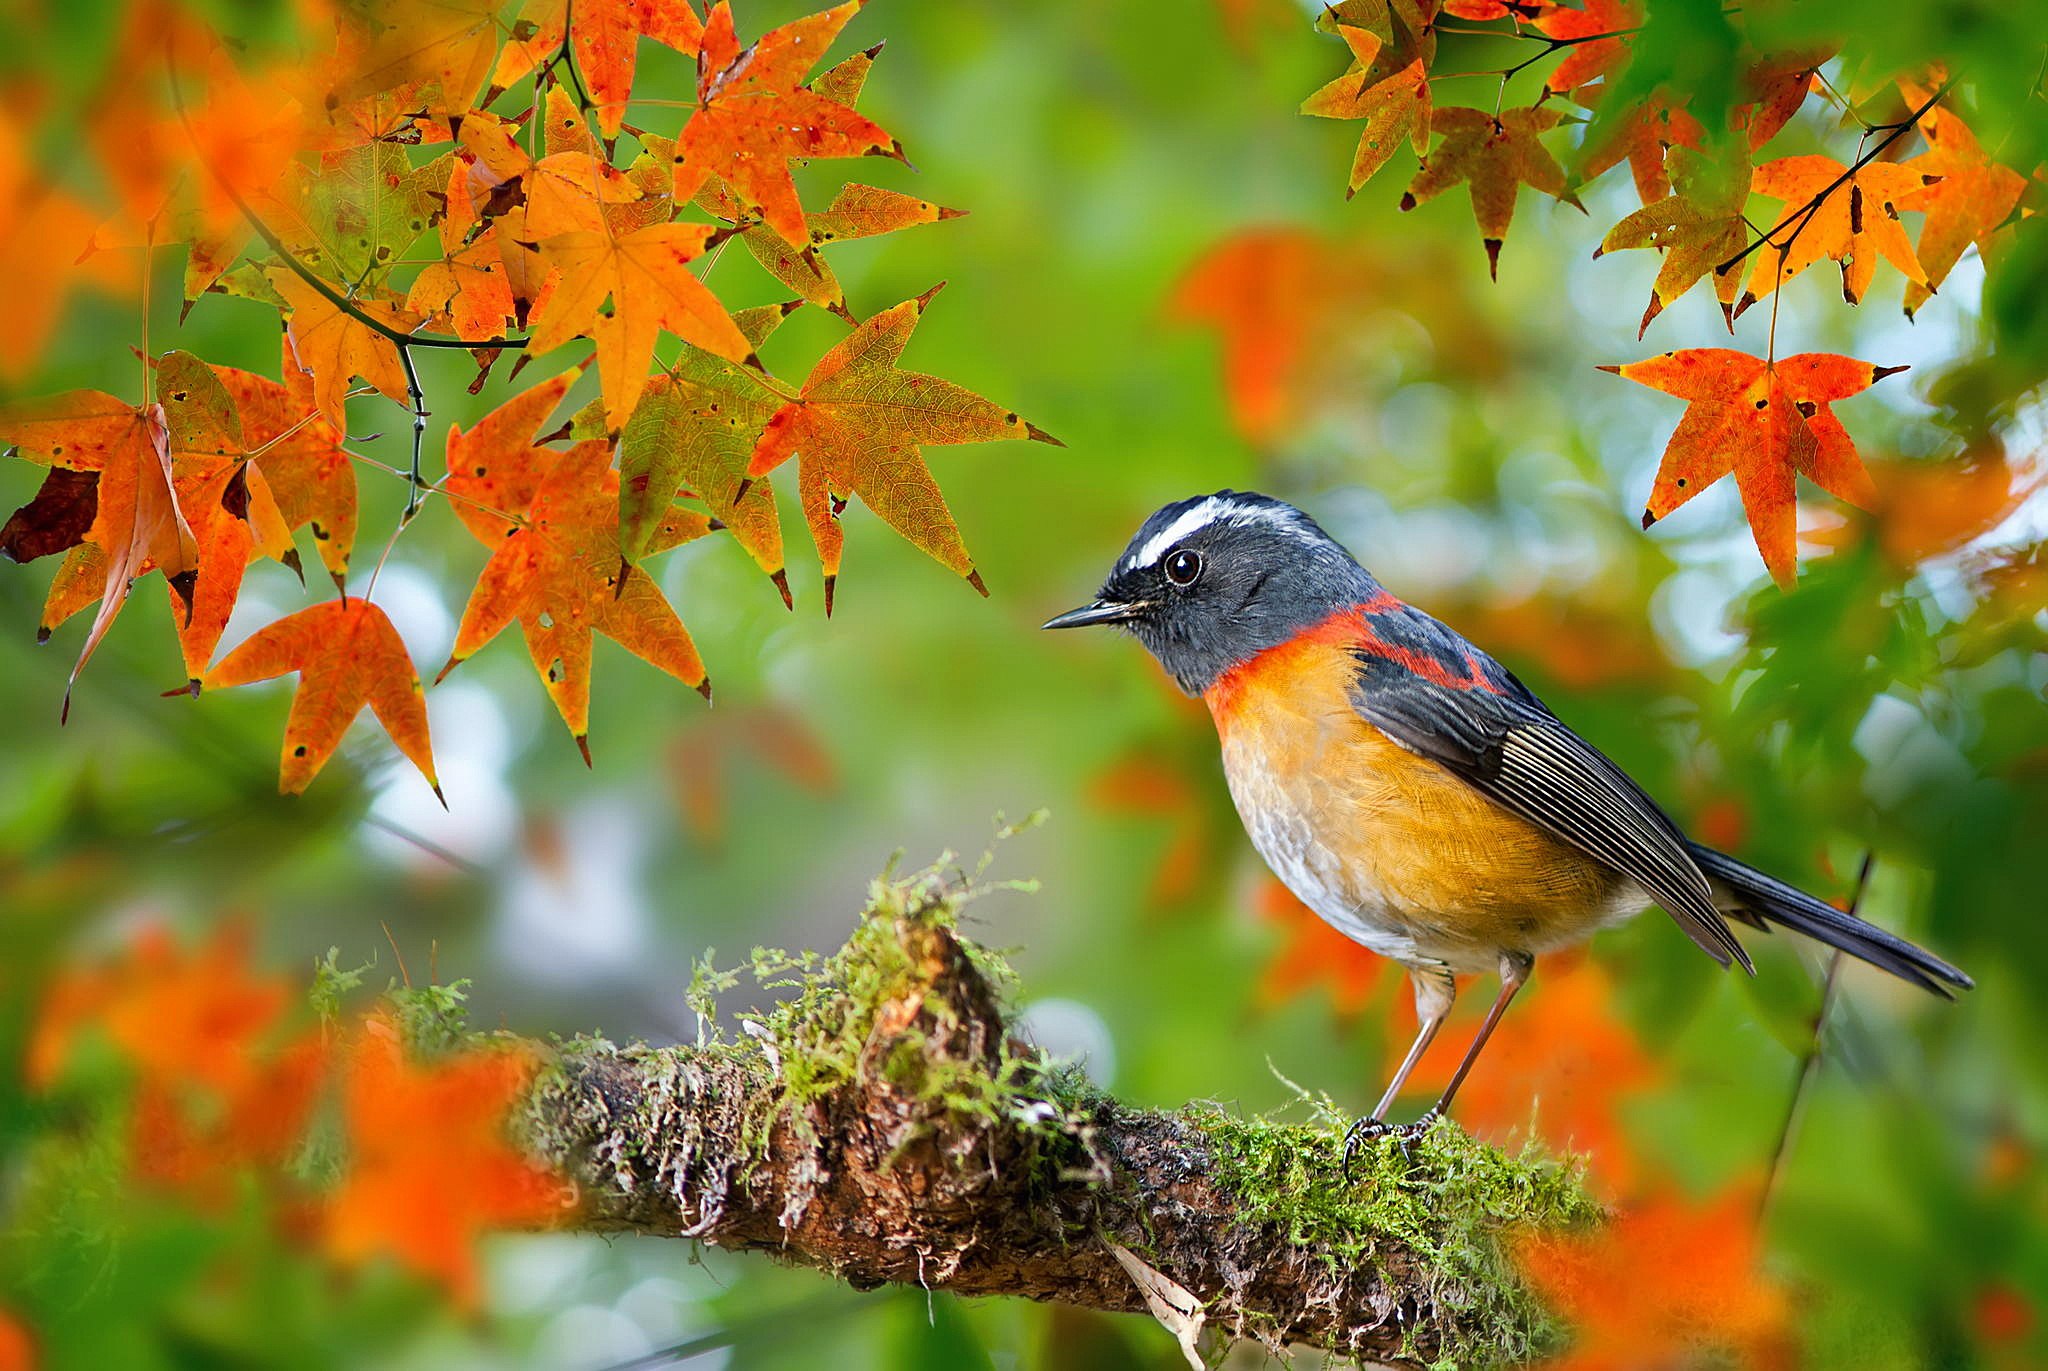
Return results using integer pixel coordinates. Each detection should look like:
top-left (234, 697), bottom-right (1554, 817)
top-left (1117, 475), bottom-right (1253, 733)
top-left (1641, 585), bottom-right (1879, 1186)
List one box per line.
top-left (1164, 548), bottom-right (1202, 586)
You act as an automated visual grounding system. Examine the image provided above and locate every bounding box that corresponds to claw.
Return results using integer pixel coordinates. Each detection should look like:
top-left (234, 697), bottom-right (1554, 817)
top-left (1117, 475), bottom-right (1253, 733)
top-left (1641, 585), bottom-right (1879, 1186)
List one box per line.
top-left (1340, 1109), bottom-right (1442, 1179)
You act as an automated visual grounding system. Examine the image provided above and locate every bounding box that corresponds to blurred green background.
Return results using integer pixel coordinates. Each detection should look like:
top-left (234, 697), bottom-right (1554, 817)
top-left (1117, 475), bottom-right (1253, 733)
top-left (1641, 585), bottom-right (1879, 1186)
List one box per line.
top-left (3, 0), bottom-right (2045, 1366)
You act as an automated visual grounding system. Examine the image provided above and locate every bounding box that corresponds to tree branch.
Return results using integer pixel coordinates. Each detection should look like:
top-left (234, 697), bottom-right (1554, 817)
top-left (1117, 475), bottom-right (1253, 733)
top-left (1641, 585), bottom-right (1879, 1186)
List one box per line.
top-left (517, 860), bottom-right (1599, 1367)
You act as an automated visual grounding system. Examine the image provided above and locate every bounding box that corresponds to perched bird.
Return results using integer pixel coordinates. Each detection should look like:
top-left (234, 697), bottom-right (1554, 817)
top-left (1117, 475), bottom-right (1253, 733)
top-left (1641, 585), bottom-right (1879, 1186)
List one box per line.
top-left (1045, 491), bottom-right (1970, 1162)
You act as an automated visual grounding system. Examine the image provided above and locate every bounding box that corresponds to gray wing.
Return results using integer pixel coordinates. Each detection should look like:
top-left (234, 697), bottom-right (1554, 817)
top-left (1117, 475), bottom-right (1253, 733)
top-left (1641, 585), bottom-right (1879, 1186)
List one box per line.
top-left (1346, 639), bottom-right (1753, 972)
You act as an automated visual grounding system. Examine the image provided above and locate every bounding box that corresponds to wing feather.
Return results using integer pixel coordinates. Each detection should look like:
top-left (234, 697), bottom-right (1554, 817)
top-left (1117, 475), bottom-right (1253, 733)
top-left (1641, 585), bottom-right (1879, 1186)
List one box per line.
top-left (1347, 644), bottom-right (1752, 972)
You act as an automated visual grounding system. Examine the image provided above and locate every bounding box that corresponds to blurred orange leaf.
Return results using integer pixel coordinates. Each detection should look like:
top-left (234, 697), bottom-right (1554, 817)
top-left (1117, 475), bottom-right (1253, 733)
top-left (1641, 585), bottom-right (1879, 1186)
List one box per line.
top-left (201, 597), bottom-right (441, 796)
top-left (1253, 879), bottom-right (1399, 1019)
top-left (1516, 1182), bottom-right (1793, 1371)
top-left (0, 1307), bottom-right (31, 1371)
top-left (326, 1015), bottom-right (563, 1307)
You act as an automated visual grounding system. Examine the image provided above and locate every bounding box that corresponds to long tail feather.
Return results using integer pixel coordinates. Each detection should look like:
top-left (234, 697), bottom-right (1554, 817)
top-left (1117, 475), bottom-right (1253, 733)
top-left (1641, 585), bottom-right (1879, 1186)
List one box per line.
top-left (1687, 844), bottom-right (1973, 998)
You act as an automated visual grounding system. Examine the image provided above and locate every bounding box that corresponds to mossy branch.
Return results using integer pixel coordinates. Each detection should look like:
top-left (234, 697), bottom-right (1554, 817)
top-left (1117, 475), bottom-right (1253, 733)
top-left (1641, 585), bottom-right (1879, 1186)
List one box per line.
top-left (516, 856), bottom-right (1599, 1367)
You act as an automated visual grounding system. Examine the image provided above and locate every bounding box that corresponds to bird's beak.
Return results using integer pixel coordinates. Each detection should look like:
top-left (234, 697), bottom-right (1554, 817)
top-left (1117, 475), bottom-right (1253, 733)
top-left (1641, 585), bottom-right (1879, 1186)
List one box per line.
top-left (1041, 598), bottom-right (1143, 630)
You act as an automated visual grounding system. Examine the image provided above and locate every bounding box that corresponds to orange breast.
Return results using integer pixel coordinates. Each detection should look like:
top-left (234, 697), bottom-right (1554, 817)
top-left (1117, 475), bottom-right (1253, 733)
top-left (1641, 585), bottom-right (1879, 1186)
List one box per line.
top-left (1204, 635), bottom-right (1629, 970)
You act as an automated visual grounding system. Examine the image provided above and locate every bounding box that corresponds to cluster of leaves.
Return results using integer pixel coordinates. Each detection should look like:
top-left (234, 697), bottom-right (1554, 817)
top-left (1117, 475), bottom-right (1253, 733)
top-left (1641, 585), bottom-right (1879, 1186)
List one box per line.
top-left (1295, 0), bottom-right (2035, 585)
top-left (0, 0), bottom-right (1056, 793)
top-left (19, 925), bottom-right (560, 1327)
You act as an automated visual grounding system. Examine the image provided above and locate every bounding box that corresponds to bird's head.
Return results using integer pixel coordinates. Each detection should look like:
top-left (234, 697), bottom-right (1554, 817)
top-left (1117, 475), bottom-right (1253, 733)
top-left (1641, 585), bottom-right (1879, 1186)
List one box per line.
top-left (1043, 490), bottom-right (1377, 693)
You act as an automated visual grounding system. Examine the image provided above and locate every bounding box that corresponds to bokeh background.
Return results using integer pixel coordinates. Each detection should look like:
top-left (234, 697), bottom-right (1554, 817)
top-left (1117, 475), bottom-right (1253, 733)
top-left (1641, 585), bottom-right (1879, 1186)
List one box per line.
top-left (3, 0), bottom-right (2046, 1366)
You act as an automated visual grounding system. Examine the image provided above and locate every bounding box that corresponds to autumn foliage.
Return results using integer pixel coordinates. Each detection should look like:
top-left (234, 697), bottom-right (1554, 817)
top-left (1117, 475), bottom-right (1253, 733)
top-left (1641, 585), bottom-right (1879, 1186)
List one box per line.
top-left (0, 0), bottom-right (1054, 794)
top-left (28, 925), bottom-right (559, 1309)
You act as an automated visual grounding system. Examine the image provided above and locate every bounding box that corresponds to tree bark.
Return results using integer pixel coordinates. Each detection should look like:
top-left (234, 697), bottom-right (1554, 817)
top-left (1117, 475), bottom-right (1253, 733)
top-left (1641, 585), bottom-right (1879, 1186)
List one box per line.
top-left (519, 867), bottom-right (1593, 1367)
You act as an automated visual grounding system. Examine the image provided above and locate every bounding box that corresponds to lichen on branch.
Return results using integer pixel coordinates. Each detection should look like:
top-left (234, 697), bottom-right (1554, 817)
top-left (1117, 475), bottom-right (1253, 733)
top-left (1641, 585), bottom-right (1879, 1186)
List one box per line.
top-left (518, 845), bottom-right (1600, 1366)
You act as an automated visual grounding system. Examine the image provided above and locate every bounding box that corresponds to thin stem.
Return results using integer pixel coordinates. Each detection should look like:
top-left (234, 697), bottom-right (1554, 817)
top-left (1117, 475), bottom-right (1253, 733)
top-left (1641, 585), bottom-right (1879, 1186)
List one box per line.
top-left (1716, 77), bottom-right (1951, 280)
top-left (398, 342), bottom-right (429, 525)
top-left (343, 449), bottom-right (531, 528)
top-left (1757, 852), bottom-right (1874, 1222)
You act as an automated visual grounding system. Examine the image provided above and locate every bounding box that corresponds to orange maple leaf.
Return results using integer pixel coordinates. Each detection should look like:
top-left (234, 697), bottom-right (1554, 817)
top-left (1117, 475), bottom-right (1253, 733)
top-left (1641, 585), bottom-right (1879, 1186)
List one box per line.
top-left (668, 1), bottom-right (901, 249)
top-left (531, 220), bottom-right (749, 428)
top-left (1300, 23), bottom-right (1431, 196)
top-left (1535, 0), bottom-right (1639, 97)
top-left (1739, 155), bottom-right (1933, 311)
top-left (493, 0), bottom-right (705, 137)
top-left (1578, 93), bottom-right (1705, 207)
top-left (270, 269), bottom-right (421, 436)
top-left (1515, 1182), bottom-right (1793, 1371)
top-left (1895, 79), bottom-right (2027, 319)
top-left (0, 388), bottom-right (198, 715)
top-left (1737, 52), bottom-right (1822, 152)
top-left (326, 1015), bottom-right (564, 1308)
top-left (339, 0), bottom-right (505, 117)
top-left (212, 339), bottom-right (362, 582)
top-left (440, 439), bottom-right (711, 759)
top-left (1402, 106), bottom-right (1583, 279)
top-left (744, 285), bottom-right (1057, 612)
top-left (1603, 348), bottom-right (1904, 587)
top-left (201, 597), bottom-right (441, 796)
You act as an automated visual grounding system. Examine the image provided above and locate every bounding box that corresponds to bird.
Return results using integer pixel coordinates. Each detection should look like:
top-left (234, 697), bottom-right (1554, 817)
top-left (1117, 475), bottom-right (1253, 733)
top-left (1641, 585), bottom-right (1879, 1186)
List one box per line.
top-left (1044, 490), bottom-right (1971, 1165)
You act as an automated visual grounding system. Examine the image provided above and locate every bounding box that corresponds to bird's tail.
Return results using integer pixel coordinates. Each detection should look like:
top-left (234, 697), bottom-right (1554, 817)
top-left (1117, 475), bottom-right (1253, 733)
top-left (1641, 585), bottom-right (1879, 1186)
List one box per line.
top-left (1687, 843), bottom-right (1973, 998)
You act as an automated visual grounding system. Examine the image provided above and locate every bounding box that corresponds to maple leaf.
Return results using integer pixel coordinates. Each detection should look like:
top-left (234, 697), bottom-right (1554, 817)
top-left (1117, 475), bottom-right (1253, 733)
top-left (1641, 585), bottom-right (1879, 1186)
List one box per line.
top-left (30, 923), bottom-right (288, 1096)
top-left (339, 0), bottom-right (505, 116)
top-left (1739, 155), bottom-right (1933, 312)
top-left (1402, 106), bottom-right (1583, 279)
top-left (201, 597), bottom-right (441, 796)
top-left (0, 388), bottom-right (198, 716)
top-left (1603, 348), bottom-right (1904, 587)
top-left (1, 110), bottom-right (134, 382)
top-left (458, 100), bottom-right (642, 241)
top-left (493, 0), bottom-right (705, 137)
top-left (683, 168), bottom-right (967, 319)
top-left (212, 339), bottom-right (362, 581)
top-left (1315, 0), bottom-right (1437, 84)
top-left (327, 1015), bottom-right (563, 1308)
top-left (744, 285), bottom-right (1059, 611)
top-left (441, 440), bottom-right (710, 759)
top-left (1515, 1183), bottom-right (1792, 1371)
top-left (270, 269), bottom-right (422, 435)
top-left (668, 1), bottom-right (902, 249)
top-left (530, 220), bottom-right (750, 428)
top-left (1535, 0), bottom-right (1639, 98)
top-left (1577, 92), bottom-right (1704, 206)
top-left (1895, 80), bottom-right (2026, 319)
top-left (1850, 443), bottom-right (2044, 569)
top-left (1300, 22), bottom-right (1431, 198)
top-left (1595, 146), bottom-right (1752, 336)
top-left (1738, 52), bottom-right (1823, 152)
top-left (617, 345), bottom-right (789, 596)
top-left (443, 368), bottom-right (585, 546)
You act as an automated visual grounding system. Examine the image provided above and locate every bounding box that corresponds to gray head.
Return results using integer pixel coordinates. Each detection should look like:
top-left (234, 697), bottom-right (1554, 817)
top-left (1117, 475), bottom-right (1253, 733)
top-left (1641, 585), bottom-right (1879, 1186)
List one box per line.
top-left (1043, 491), bottom-right (1378, 693)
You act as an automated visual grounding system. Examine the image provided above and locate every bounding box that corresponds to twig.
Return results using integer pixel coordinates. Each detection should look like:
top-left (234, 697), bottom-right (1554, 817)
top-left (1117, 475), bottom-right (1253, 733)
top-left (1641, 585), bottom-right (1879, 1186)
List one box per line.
top-left (1715, 78), bottom-right (1952, 280)
top-left (1757, 851), bottom-right (1874, 1221)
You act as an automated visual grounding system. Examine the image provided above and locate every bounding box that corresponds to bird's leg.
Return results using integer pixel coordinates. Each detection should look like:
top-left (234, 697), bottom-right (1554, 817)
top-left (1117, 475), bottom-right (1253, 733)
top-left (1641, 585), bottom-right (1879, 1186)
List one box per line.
top-left (1410, 949), bottom-right (1534, 1131)
top-left (1342, 965), bottom-right (1454, 1175)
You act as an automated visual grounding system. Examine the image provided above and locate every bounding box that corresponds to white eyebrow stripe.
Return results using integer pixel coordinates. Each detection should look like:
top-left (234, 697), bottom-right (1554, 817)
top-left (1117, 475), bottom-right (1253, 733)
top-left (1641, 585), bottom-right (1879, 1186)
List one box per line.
top-left (1123, 498), bottom-right (1318, 570)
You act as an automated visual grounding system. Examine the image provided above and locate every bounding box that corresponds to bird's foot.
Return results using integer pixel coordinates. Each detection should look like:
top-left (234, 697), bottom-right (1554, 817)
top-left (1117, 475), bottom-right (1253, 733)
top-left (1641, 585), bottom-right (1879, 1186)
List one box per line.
top-left (1340, 1109), bottom-right (1442, 1178)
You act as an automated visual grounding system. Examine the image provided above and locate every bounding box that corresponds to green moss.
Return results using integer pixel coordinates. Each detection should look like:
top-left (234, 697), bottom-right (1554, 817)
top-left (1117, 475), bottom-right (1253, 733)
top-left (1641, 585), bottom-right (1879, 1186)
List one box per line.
top-left (1193, 1099), bottom-right (1601, 1367)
